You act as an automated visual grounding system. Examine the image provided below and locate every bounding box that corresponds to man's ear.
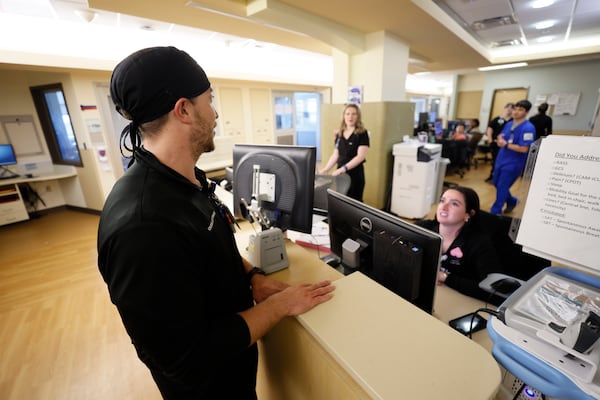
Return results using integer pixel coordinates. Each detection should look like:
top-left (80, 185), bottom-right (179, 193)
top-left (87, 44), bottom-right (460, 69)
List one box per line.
top-left (172, 98), bottom-right (192, 124)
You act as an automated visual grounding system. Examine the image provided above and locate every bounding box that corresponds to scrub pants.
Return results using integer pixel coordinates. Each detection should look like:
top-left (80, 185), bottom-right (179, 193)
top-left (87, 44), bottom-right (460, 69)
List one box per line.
top-left (491, 165), bottom-right (521, 214)
top-left (346, 165), bottom-right (365, 202)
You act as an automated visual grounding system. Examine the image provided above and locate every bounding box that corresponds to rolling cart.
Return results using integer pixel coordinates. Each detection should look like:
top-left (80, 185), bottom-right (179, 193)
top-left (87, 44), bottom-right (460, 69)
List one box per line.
top-left (488, 267), bottom-right (600, 399)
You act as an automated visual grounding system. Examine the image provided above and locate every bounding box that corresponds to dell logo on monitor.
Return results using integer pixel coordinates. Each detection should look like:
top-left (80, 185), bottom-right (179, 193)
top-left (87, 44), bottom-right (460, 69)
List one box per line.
top-left (359, 217), bottom-right (372, 233)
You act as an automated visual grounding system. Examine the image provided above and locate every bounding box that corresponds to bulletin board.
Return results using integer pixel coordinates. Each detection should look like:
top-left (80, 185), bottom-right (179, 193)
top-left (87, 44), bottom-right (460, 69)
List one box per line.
top-left (0, 115), bottom-right (44, 156)
top-left (535, 92), bottom-right (581, 116)
top-left (516, 135), bottom-right (600, 274)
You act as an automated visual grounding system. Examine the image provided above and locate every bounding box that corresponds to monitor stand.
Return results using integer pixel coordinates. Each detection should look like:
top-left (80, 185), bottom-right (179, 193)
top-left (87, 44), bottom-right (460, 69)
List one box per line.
top-left (0, 166), bottom-right (19, 179)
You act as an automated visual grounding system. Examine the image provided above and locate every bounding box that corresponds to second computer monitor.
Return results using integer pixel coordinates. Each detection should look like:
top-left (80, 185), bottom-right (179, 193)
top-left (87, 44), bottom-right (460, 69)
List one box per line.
top-left (327, 190), bottom-right (442, 313)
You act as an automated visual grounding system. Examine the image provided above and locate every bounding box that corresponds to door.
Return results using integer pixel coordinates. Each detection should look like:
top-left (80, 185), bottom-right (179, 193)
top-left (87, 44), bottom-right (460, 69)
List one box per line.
top-left (294, 92), bottom-right (321, 158)
top-left (273, 91), bottom-right (295, 145)
top-left (94, 83), bottom-right (128, 175)
top-left (489, 87), bottom-right (528, 122)
top-left (249, 88), bottom-right (274, 144)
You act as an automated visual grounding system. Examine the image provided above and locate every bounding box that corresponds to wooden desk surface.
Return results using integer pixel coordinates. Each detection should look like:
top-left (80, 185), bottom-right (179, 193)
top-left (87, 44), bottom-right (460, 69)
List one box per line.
top-left (235, 227), bottom-right (500, 399)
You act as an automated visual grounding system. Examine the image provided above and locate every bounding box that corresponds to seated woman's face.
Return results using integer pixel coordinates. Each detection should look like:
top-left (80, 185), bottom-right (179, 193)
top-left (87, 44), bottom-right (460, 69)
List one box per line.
top-left (437, 189), bottom-right (469, 226)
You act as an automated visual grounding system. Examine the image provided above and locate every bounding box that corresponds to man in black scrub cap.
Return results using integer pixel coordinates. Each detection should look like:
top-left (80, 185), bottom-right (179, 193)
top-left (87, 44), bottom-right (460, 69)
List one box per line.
top-left (97, 46), bottom-right (334, 399)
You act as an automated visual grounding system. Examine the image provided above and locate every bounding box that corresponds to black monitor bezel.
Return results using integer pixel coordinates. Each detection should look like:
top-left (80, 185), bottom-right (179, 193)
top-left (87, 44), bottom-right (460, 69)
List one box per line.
top-left (327, 189), bottom-right (442, 313)
top-left (232, 144), bottom-right (316, 234)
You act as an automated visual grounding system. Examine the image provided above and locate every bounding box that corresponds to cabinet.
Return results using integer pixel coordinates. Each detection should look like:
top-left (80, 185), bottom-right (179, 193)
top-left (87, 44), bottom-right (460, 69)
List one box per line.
top-left (249, 88), bottom-right (274, 144)
top-left (0, 184), bottom-right (29, 226)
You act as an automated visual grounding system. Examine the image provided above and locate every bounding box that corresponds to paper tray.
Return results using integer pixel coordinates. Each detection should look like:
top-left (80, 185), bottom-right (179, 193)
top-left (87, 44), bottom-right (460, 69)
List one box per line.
top-left (488, 267), bottom-right (600, 399)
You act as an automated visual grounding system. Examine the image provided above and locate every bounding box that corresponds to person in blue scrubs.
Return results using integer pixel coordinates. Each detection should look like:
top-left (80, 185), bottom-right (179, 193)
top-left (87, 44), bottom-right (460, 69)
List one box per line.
top-left (490, 99), bottom-right (536, 215)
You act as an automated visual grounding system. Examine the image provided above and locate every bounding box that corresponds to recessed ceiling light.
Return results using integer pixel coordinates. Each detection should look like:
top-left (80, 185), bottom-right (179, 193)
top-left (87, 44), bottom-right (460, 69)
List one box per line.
top-left (535, 20), bottom-right (555, 30)
top-left (478, 62), bottom-right (528, 71)
top-left (531, 0), bottom-right (555, 9)
top-left (74, 9), bottom-right (97, 23)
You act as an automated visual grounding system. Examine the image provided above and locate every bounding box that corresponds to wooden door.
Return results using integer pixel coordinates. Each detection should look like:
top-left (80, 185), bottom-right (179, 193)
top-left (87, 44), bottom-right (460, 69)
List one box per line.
top-left (489, 87), bottom-right (528, 121)
top-left (249, 88), bottom-right (274, 144)
top-left (219, 87), bottom-right (245, 139)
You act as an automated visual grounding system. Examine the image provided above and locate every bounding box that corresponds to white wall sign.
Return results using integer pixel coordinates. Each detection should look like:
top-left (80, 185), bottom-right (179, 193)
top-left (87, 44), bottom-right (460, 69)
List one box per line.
top-left (517, 135), bottom-right (600, 273)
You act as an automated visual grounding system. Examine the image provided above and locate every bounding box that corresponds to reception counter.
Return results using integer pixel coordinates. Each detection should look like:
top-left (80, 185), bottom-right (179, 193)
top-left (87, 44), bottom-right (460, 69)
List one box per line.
top-left (234, 228), bottom-right (501, 399)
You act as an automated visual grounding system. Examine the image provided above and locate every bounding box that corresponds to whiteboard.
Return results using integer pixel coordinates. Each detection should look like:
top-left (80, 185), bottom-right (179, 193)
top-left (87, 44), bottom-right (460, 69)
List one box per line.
top-left (546, 92), bottom-right (580, 116)
top-left (0, 115), bottom-right (44, 156)
top-left (516, 135), bottom-right (600, 273)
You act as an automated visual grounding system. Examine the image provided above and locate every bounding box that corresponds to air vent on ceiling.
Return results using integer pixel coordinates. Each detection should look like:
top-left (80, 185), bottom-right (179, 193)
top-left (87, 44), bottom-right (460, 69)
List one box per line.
top-left (472, 15), bottom-right (517, 30)
top-left (491, 38), bottom-right (522, 48)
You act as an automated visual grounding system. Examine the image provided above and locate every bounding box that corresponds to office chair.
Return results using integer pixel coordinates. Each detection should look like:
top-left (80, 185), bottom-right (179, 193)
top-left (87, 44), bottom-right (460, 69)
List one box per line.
top-left (313, 173), bottom-right (351, 215)
top-left (477, 210), bottom-right (550, 299)
top-left (466, 132), bottom-right (483, 170)
top-left (441, 139), bottom-right (468, 178)
top-left (476, 144), bottom-right (493, 164)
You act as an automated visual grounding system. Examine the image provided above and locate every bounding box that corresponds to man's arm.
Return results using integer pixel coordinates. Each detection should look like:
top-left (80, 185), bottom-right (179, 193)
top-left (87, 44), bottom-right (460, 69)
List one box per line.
top-left (239, 280), bottom-right (335, 345)
top-left (495, 135), bottom-right (530, 153)
top-left (486, 126), bottom-right (494, 144)
top-left (241, 256), bottom-right (288, 302)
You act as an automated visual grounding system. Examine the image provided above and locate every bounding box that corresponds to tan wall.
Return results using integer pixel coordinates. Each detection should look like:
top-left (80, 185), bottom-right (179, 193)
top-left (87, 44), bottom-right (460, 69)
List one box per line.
top-left (456, 90), bottom-right (483, 120)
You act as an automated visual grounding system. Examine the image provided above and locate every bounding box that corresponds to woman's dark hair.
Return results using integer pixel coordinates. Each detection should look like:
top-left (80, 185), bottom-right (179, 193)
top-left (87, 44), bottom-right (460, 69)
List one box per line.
top-left (453, 186), bottom-right (480, 213)
top-left (440, 185), bottom-right (483, 232)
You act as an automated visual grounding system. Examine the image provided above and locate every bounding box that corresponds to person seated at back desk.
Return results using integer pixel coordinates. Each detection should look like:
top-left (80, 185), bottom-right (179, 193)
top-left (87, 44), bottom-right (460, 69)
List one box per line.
top-left (415, 186), bottom-right (505, 305)
top-left (449, 122), bottom-right (467, 141)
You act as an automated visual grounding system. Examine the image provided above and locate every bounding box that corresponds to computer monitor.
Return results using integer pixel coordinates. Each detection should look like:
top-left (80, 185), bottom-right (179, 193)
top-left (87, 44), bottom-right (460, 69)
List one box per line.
top-left (327, 190), bottom-right (442, 313)
top-left (0, 144), bottom-right (17, 166)
top-left (418, 112), bottom-right (429, 128)
top-left (434, 119), bottom-right (443, 136)
top-left (233, 144), bottom-right (316, 234)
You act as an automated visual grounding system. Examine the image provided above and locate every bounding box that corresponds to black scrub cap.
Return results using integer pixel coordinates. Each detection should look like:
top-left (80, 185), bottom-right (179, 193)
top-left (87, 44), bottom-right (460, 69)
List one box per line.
top-left (109, 46), bottom-right (211, 164)
top-left (110, 46), bottom-right (211, 124)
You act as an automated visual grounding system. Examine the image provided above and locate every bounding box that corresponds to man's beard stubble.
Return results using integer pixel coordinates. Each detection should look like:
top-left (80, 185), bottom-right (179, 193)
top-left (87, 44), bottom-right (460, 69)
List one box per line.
top-left (189, 114), bottom-right (216, 161)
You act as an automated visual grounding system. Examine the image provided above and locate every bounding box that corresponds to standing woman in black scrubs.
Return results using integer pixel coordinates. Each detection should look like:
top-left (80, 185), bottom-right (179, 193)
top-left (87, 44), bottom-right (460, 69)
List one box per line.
top-left (319, 103), bottom-right (370, 201)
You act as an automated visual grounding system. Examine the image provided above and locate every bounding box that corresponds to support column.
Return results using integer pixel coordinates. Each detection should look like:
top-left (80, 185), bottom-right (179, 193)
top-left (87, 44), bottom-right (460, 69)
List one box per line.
top-left (332, 31), bottom-right (409, 103)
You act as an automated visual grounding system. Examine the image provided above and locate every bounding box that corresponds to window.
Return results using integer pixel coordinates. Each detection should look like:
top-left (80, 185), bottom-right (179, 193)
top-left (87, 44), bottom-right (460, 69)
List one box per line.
top-left (30, 83), bottom-right (82, 166)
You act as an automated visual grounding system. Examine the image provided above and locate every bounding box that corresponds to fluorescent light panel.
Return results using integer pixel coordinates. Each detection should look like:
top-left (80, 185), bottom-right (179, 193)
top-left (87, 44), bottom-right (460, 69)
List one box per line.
top-left (535, 20), bottom-right (555, 30)
top-left (478, 62), bottom-right (528, 71)
top-left (531, 0), bottom-right (555, 9)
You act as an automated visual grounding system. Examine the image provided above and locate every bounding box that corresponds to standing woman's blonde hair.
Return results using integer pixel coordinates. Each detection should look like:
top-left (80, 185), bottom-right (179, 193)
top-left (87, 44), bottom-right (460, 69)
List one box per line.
top-left (338, 103), bottom-right (367, 134)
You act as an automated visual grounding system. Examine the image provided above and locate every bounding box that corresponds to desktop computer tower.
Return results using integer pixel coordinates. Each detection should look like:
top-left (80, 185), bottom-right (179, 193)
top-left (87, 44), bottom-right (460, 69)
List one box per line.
top-left (372, 231), bottom-right (423, 302)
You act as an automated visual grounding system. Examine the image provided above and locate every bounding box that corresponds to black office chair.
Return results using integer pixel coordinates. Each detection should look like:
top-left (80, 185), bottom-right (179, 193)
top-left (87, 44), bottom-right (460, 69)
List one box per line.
top-left (476, 144), bottom-right (493, 164)
top-left (313, 174), bottom-right (351, 215)
top-left (441, 139), bottom-right (468, 178)
top-left (466, 132), bottom-right (483, 170)
top-left (477, 211), bottom-right (550, 299)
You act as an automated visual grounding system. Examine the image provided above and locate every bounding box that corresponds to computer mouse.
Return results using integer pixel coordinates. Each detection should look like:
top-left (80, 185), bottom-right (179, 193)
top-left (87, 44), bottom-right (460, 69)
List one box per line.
top-left (490, 278), bottom-right (521, 295)
top-left (320, 253), bottom-right (340, 267)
